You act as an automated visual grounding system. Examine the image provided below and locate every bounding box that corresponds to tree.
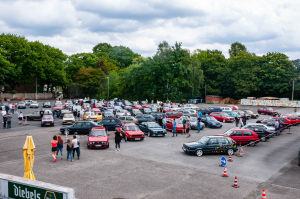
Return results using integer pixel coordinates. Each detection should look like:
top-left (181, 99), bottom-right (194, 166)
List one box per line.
top-left (229, 42), bottom-right (247, 57)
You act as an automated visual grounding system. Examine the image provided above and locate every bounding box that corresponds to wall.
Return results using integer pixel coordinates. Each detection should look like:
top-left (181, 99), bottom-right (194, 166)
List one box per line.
top-left (0, 93), bottom-right (54, 100)
top-left (241, 99), bottom-right (300, 107)
top-left (205, 95), bottom-right (223, 104)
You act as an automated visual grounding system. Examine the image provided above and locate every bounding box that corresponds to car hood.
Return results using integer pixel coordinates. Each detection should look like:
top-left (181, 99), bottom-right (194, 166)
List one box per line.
top-left (125, 130), bottom-right (144, 135)
top-left (149, 127), bottom-right (164, 131)
top-left (208, 121), bottom-right (221, 126)
top-left (88, 136), bottom-right (108, 142)
top-left (184, 142), bottom-right (202, 148)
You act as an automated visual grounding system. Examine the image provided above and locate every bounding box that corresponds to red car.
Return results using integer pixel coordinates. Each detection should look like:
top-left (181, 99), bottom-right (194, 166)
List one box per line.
top-left (217, 128), bottom-right (259, 146)
top-left (284, 115), bottom-right (300, 125)
top-left (87, 127), bottom-right (109, 149)
top-left (272, 117), bottom-right (292, 126)
top-left (132, 104), bottom-right (142, 109)
top-left (53, 104), bottom-right (64, 111)
top-left (210, 112), bottom-right (234, 123)
top-left (119, 123), bottom-right (145, 141)
top-left (227, 105), bottom-right (238, 110)
top-left (166, 119), bottom-right (185, 133)
top-left (166, 111), bottom-right (183, 119)
top-left (257, 107), bottom-right (279, 116)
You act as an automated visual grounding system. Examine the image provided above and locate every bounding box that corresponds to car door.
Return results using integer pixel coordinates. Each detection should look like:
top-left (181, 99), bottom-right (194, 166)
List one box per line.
top-left (230, 130), bottom-right (243, 144)
top-left (70, 122), bottom-right (82, 134)
top-left (242, 130), bottom-right (256, 143)
top-left (205, 138), bottom-right (220, 154)
top-left (139, 123), bottom-right (146, 132)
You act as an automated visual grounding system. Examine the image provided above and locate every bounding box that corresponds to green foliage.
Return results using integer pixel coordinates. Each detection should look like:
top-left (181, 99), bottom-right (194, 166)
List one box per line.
top-left (229, 42), bottom-right (247, 57)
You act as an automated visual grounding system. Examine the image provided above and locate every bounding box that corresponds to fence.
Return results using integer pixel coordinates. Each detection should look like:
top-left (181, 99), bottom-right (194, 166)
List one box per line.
top-left (240, 99), bottom-right (300, 107)
top-left (0, 93), bottom-right (54, 100)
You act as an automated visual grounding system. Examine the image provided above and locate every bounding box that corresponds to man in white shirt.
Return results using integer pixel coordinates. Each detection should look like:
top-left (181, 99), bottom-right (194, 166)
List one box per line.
top-left (72, 135), bottom-right (80, 160)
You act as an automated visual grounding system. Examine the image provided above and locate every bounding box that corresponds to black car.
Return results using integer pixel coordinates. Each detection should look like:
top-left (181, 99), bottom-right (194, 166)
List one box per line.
top-left (208, 107), bottom-right (222, 114)
top-left (98, 117), bottom-right (122, 131)
top-left (17, 102), bottom-right (26, 109)
top-left (243, 123), bottom-right (274, 141)
top-left (182, 136), bottom-right (237, 157)
top-left (197, 108), bottom-right (210, 115)
top-left (139, 122), bottom-right (166, 137)
top-left (43, 101), bottom-right (51, 108)
top-left (256, 118), bottom-right (286, 131)
top-left (200, 115), bottom-right (222, 128)
top-left (60, 121), bottom-right (100, 135)
top-left (135, 114), bottom-right (155, 124)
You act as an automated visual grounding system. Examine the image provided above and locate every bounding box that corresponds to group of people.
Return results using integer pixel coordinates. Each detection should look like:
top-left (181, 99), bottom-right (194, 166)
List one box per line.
top-left (51, 134), bottom-right (80, 162)
top-left (235, 115), bottom-right (248, 127)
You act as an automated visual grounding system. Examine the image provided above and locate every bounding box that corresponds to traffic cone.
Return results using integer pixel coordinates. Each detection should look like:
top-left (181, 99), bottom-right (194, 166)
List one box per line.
top-left (232, 176), bottom-right (239, 188)
top-left (228, 155), bottom-right (233, 162)
top-left (261, 189), bottom-right (267, 199)
top-left (222, 167), bottom-right (228, 177)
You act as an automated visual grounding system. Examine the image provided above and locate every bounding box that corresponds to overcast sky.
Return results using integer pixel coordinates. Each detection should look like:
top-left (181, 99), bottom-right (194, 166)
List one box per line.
top-left (1, 0), bottom-right (299, 59)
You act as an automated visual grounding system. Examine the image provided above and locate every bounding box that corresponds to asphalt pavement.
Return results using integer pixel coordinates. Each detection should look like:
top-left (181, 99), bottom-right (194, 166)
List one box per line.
top-left (0, 103), bottom-right (299, 199)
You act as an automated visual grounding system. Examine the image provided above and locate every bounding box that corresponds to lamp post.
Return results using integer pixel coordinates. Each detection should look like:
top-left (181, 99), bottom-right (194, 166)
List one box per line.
top-left (107, 77), bottom-right (110, 100)
top-left (292, 78), bottom-right (295, 101)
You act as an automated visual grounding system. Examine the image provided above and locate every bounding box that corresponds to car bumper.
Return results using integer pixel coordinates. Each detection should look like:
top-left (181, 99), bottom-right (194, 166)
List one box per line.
top-left (41, 122), bottom-right (54, 126)
top-left (88, 143), bottom-right (109, 149)
top-left (127, 137), bottom-right (144, 141)
top-left (182, 146), bottom-right (196, 154)
top-left (151, 132), bottom-right (166, 136)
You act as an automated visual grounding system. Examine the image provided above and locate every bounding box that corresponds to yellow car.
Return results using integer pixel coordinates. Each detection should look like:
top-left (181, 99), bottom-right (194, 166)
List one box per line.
top-left (83, 112), bottom-right (102, 121)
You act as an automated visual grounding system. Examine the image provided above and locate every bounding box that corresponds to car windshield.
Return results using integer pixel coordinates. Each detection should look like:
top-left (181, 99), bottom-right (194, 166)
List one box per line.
top-left (124, 126), bottom-right (139, 131)
top-left (224, 129), bottom-right (233, 136)
top-left (43, 115), bottom-right (52, 119)
top-left (64, 114), bottom-right (73, 118)
top-left (147, 123), bottom-right (160, 128)
top-left (90, 130), bottom-right (106, 136)
top-left (197, 136), bottom-right (210, 144)
top-left (206, 116), bottom-right (218, 122)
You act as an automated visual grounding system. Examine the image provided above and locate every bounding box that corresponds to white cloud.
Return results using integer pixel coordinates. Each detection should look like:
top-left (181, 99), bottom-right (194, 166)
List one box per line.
top-left (1, 0), bottom-right (300, 59)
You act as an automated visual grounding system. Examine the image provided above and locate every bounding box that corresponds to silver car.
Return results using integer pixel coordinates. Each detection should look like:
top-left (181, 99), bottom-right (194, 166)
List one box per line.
top-left (30, 101), bottom-right (39, 108)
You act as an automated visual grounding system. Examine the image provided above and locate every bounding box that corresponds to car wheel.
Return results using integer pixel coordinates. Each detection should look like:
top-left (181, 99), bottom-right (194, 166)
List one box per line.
top-left (227, 149), bottom-right (234, 156)
top-left (249, 140), bottom-right (256, 147)
top-left (261, 137), bottom-right (266, 142)
top-left (196, 149), bottom-right (203, 157)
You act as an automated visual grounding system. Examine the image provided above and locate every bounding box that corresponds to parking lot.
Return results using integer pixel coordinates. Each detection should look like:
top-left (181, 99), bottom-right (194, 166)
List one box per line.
top-left (0, 102), bottom-right (299, 199)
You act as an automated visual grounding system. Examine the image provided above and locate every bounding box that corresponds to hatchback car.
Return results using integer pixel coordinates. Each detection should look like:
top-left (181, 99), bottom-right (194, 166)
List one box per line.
top-left (200, 115), bottom-right (222, 128)
top-left (182, 136), bottom-right (237, 157)
top-left (62, 113), bottom-right (76, 125)
top-left (41, 115), bottom-right (54, 127)
top-left (257, 107), bottom-right (279, 116)
top-left (87, 127), bottom-right (109, 149)
top-left (17, 102), bottom-right (26, 109)
top-left (139, 122), bottom-right (166, 137)
top-left (60, 121), bottom-right (100, 135)
top-left (165, 111), bottom-right (183, 119)
top-left (217, 128), bottom-right (259, 146)
top-left (98, 117), bottom-right (122, 131)
top-left (43, 101), bottom-right (51, 108)
top-left (118, 123), bottom-right (145, 141)
top-left (243, 123), bottom-right (274, 141)
top-left (210, 112), bottom-right (234, 123)
top-left (166, 119), bottom-right (184, 133)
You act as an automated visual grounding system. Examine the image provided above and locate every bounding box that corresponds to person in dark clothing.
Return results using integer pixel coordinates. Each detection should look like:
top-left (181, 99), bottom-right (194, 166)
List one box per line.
top-left (242, 115), bottom-right (247, 126)
top-left (235, 116), bottom-right (239, 127)
top-left (115, 130), bottom-right (122, 151)
top-left (6, 114), bottom-right (12, 128)
top-left (3, 115), bottom-right (7, 128)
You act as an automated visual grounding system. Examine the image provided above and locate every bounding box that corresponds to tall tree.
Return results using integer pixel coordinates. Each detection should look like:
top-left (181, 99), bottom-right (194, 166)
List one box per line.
top-left (229, 42), bottom-right (247, 57)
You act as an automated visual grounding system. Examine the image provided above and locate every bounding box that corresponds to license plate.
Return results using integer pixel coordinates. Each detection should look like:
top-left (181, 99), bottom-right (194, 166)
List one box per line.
top-left (135, 138), bottom-right (141, 141)
top-left (95, 144), bottom-right (102, 147)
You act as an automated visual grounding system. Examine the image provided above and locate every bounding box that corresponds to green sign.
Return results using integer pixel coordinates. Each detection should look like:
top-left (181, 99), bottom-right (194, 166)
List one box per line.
top-left (8, 181), bottom-right (64, 199)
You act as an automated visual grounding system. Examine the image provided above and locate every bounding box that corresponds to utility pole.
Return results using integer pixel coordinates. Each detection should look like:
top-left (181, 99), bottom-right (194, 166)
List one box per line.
top-left (292, 78), bottom-right (295, 101)
top-left (107, 77), bottom-right (110, 100)
top-left (35, 76), bottom-right (37, 100)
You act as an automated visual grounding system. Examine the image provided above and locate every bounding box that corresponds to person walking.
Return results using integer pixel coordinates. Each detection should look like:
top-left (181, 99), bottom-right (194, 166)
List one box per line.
top-left (72, 135), bottom-right (80, 160)
top-left (6, 113), bottom-right (12, 128)
top-left (239, 117), bottom-right (244, 127)
top-left (11, 104), bottom-right (15, 114)
top-left (162, 117), bottom-right (167, 130)
top-left (197, 116), bottom-right (201, 133)
top-left (18, 111), bottom-right (23, 125)
top-left (235, 116), bottom-right (239, 127)
top-left (114, 129), bottom-right (122, 151)
top-left (186, 119), bottom-right (191, 137)
top-left (182, 117), bottom-right (187, 134)
top-left (242, 114), bottom-right (247, 126)
top-left (51, 136), bottom-right (58, 162)
top-left (66, 139), bottom-right (73, 162)
top-left (275, 120), bottom-right (280, 136)
top-left (3, 114), bottom-right (7, 129)
top-left (56, 136), bottom-right (63, 159)
top-left (172, 119), bottom-right (177, 137)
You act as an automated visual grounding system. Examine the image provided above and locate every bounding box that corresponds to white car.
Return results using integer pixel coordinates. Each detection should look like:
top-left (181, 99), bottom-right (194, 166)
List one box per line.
top-left (116, 109), bottom-right (130, 117)
top-left (183, 104), bottom-right (198, 110)
top-left (30, 101), bottom-right (39, 108)
top-left (220, 107), bottom-right (232, 111)
top-left (62, 113), bottom-right (76, 125)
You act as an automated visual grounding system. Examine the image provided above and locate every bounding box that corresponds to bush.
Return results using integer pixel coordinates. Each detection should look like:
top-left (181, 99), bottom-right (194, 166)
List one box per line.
top-left (11, 90), bottom-right (17, 94)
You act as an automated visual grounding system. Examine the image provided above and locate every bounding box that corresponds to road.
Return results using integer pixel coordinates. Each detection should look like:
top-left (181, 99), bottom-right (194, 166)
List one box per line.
top-left (0, 104), bottom-right (299, 199)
